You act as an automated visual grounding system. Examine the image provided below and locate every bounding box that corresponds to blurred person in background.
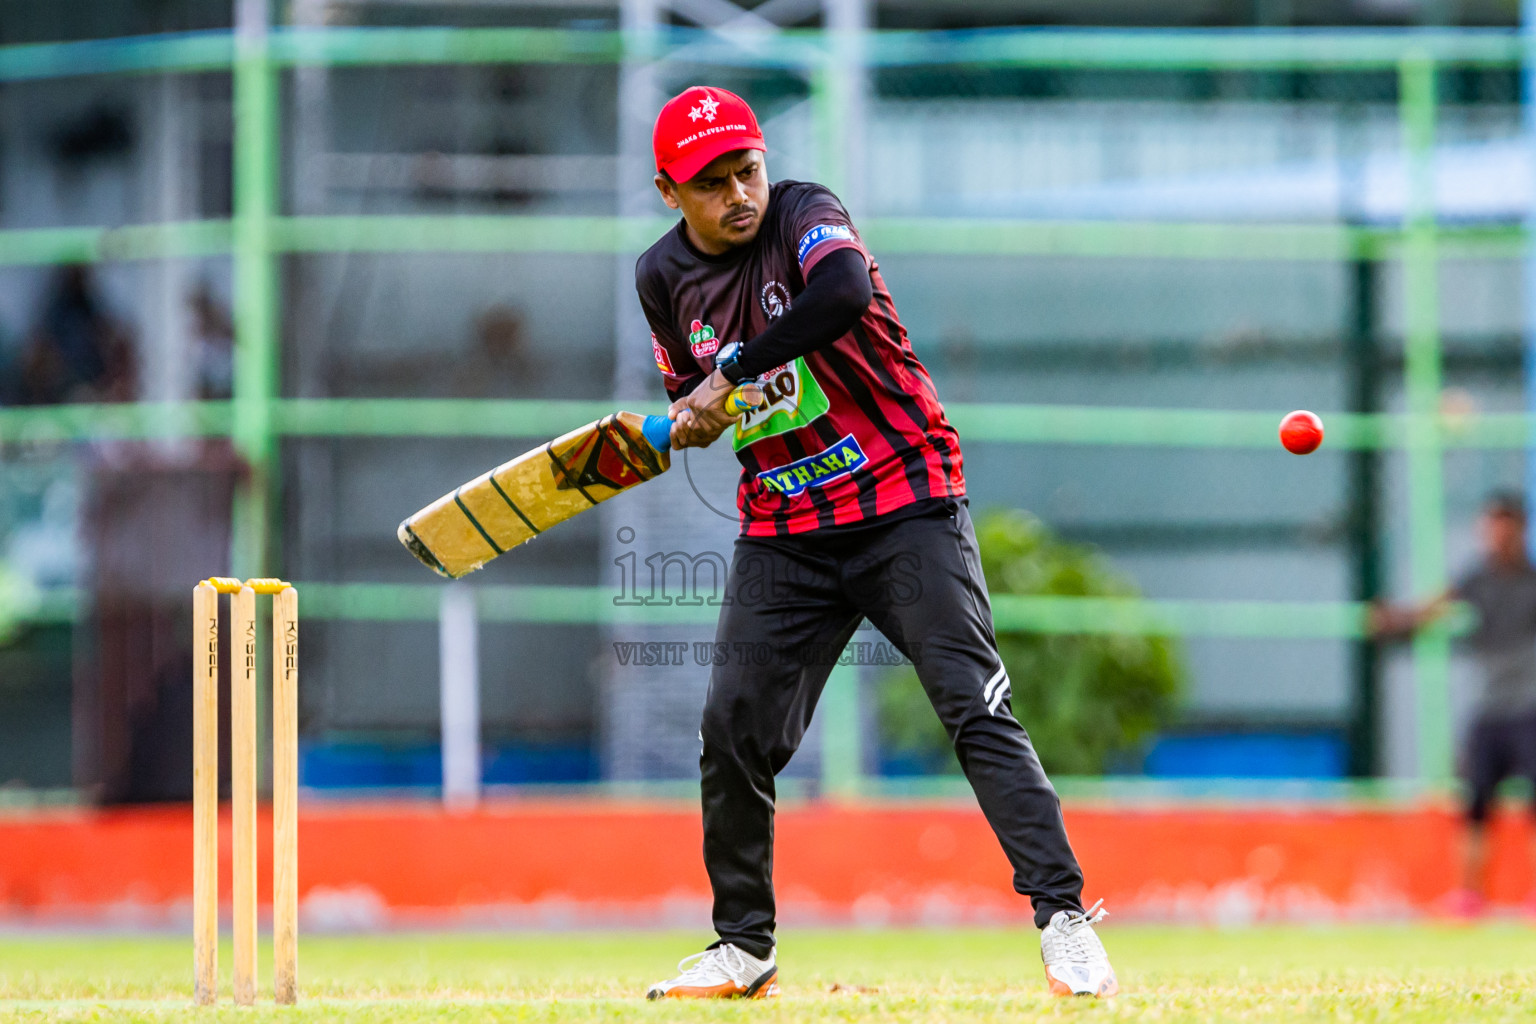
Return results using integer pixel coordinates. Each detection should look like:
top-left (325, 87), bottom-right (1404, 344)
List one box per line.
top-left (1372, 490), bottom-right (1536, 916)
top-left (449, 304), bottom-right (540, 396)
top-left (331, 302), bottom-right (538, 397)
top-left (190, 280), bottom-right (234, 400)
top-left (16, 264), bottom-right (136, 405)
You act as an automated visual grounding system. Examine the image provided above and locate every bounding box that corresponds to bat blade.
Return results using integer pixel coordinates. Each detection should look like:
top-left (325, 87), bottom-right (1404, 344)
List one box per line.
top-left (399, 411), bottom-right (672, 578)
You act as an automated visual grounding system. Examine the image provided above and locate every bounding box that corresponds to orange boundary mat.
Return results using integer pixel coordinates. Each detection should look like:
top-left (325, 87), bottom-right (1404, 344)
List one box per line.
top-left (0, 800), bottom-right (1529, 925)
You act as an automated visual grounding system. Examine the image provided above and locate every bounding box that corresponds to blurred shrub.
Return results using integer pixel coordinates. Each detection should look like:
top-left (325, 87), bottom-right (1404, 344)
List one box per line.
top-left (876, 509), bottom-right (1183, 776)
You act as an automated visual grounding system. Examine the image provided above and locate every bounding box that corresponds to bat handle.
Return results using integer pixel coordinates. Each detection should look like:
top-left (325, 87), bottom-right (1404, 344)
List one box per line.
top-left (641, 415), bottom-right (674, 452)
top-left (723, 382), bottom-right (763, 415)
top-left (640, 383), bottom-right (765, 453)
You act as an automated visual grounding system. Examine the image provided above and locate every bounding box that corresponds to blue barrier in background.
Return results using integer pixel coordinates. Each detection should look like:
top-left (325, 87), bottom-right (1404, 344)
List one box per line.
top-left (1143, 731), bottom-right (1350, 779)
top-left (300, 741), bottom-right (599, 790)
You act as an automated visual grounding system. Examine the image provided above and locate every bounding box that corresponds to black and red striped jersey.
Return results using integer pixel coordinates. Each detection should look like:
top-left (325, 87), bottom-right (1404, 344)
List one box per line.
top-left (636, 180), bottom-right (965, 537)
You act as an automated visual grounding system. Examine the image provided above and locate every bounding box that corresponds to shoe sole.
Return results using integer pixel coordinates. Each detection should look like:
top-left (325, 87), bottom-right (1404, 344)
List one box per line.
top-left (647, 966), bottom-right (778, 1000)
top-left (1045, 967), bottom-right (1118, 998)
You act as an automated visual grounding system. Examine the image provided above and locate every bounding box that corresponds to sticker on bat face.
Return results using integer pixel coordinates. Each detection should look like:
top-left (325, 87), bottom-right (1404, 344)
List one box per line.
top-left (731, 356), bottom-right (830, 451)
top-left (652, 333), bottom-right (675, 375)
top-left (550, 419), bottom-right (663, 496)
top-left (689, 319), bottom-right (719, 359)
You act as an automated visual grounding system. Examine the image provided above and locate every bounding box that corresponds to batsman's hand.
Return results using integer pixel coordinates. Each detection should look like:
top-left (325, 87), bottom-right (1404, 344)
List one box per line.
top-left (669, 371), bottom-right (762, 449)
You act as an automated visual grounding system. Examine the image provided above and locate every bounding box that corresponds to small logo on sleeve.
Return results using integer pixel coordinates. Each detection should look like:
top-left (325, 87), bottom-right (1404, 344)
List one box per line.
top-left (755, 433), bottom-right (867, 497)
top-left (652, 333), bottom-right (675, 375)
top-left (796, 224), bottom-right (856, 266)
top-left (689, 319), bottom-right (719, 358)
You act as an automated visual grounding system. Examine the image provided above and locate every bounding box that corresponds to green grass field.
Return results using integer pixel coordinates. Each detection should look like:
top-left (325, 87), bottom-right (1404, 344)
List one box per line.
top-left (2, 925), bottom-right (1534, 1022)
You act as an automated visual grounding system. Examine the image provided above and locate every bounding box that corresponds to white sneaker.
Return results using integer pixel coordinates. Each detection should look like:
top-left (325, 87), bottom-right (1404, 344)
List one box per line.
top-left (1040, 900), bottom-right (1118, 997)
top-left (645, 942), bottom-right (779, 1000)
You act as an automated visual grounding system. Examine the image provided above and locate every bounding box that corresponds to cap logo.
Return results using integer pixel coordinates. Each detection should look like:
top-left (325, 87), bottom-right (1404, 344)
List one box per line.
top-left (689, 93), bottom-right (720, 123)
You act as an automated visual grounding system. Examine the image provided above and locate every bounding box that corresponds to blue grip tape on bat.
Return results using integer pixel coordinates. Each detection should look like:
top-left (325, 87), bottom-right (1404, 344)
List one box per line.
top-left (640, 384), bottom-right (762, 452)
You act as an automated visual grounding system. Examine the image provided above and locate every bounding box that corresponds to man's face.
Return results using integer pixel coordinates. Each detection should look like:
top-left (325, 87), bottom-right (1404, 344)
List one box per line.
top-left (656, 149), bottom-right (769, 255)
top-left (1480, 509), bottom-right (1527, 565)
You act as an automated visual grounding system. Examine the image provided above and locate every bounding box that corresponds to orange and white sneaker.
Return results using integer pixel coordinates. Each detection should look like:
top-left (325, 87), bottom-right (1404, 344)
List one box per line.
top-left (646, 942), bottom-right (779, 1000)
top-left (1041, 901), bottom-right (1118, 998)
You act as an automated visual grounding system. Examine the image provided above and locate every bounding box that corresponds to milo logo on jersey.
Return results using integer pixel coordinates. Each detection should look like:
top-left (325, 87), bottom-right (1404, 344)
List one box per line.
top-left (756, 434), bottom-right (868, 497)
top-left (730, 351), bottom-right (831, 451)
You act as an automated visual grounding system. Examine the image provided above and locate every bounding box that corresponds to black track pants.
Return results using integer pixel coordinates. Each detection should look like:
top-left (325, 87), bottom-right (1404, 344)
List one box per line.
top-left (699, 499), bottom-right (1085, 959)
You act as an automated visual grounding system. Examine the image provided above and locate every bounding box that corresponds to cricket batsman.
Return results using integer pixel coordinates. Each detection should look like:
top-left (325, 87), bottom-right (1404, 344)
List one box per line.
top-left (638, 87), bottom-right (1117, 1000)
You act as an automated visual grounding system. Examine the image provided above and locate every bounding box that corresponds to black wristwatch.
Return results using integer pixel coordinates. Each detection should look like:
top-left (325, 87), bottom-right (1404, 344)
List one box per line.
top-left (715, 343), bottom-right (751, 384)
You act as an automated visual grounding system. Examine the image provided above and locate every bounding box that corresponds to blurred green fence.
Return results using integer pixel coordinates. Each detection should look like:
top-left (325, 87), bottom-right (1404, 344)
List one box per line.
top-left (0, 25), bottom-right (1527, 782)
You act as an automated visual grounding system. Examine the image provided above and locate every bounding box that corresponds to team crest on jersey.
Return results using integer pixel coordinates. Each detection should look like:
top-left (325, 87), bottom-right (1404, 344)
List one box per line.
top-left (689, 319), bottom-right (719, 358)
top-left (651, 333), bottom-right (675, 375)
top-left (756, 434), bottom-right (868, 497)
top-left (760, 281), bottom-right (791, 319)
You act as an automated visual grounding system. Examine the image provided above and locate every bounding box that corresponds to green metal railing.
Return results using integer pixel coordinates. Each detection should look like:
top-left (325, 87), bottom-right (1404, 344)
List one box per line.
top-left (5, 397), bottom-right (1536, 448)
top-left (0, 27), bottom-right (1525, 81)
top-left (0, 25), bottom-right (1516, 781)
top-left (0, 216), bottom-right (1526, 268)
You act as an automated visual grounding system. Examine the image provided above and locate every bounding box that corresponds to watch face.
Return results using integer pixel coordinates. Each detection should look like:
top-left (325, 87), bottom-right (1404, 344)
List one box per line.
top-left (715, 340), bottom-right (741, 367)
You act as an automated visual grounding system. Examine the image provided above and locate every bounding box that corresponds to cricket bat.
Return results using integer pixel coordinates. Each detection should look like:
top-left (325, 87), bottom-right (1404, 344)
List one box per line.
top-left (399, 387), bottom-right (759, 578)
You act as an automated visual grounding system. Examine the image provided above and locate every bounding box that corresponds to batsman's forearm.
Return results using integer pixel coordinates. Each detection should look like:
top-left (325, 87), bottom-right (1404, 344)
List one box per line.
top-left (732, 247), bottom-right (872, 379)
top-left (666, 373), bottom-right (709, 403)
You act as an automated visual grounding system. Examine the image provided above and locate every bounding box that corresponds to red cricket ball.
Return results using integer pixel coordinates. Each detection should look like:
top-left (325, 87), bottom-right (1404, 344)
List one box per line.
top-left (1279, 410), bottom-right (1324, 455)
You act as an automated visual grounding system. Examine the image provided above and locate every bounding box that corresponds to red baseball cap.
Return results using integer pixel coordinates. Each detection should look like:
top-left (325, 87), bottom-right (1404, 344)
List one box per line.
top-left (652, 86), bottom-right (765, 183)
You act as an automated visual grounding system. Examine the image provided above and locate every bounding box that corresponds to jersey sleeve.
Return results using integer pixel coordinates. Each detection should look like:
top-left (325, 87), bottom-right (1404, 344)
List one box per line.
top-left (636, 263), bottom-right (704, 400)
top-left (782, 185), bottom-right (870, 277)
